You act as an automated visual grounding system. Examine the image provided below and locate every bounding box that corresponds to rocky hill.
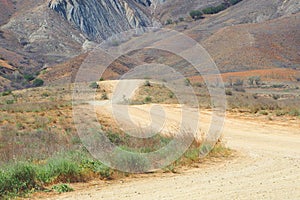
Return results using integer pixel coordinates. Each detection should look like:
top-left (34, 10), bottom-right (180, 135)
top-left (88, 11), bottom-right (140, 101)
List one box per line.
top-left (0, 0), bottom-right (299, 90)
top-left (0, 0), bottom-right (153, 90)
top-left (48, 0), bottom-right (152, 42)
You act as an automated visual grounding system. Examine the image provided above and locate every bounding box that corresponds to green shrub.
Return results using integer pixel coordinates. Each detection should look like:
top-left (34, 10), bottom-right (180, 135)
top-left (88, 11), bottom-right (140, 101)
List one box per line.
top-left (89, 82), bottom-right (98, 89)
top-left (259, 110), bottom-right (269, 115)
top-left (101, 92), bottom-right (108, 100)
top-left (106, 131), bottom-right (124, 145)
top-left (189, 10), bottom-right (203, 20)
top-left (165, 19), bottom-right (173, 25)
top-left (6, 99), bottom-right (14, 104)
top-left (23, 74), bottom-right (35, 82)
top-left (0, 163), bottom-right (38, 198)
top-left (80, 159), bottom-right (112, 179)
top-left (225, 89), bottom-right (233, 96)
top-left (41, 92), bottom-right (50, 97)
top-left (52, 184), bottom-right (74, 193)
top-left (144, 80), bottom-right (151, 87)
top-left (271, 84), bottom-right (285, 88)
top-left (275, 110), bottom-right (287, 116)
top-left (1, 90), bottom-right (12, 96)
top-left (32, 79), bottom-right (44, 87)
top-left (178, 17), bottom-right (184, 22)
top-left (0, 151), bottom-right (111, 198)
top-left (230, 0), bottom-right (243, 5)
top-left (183, 147), bottom-right (200, 161)
top-left (184, 78), bottom-right (191, 86)
top-left (248, 76), bottom-right (261, 86)
top-left (289, 109), bottom-right (300, 117)
top-left (272, 94), bottom-right (280, 100)
top-left (144, 96), bottom-right (152, 103)
top-left (169, 92), bottom-right (174, 98)
top-left (112, 151), bottom-right (150, 173)
top-left (37, 156), bottom-right (82, 184)
top-left (202, 3), bottom-right (228, 14)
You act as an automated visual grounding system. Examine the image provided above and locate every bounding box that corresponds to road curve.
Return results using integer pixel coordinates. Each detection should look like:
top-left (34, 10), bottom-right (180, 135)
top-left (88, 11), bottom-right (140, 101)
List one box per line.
top-left (44, 103), bottom-right (300, 200)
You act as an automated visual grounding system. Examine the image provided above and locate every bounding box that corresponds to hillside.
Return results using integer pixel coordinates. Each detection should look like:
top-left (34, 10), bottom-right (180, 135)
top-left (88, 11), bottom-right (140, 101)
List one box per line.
top-left (0, 0), bottom-right (154, 91)
top-left (202, 13), bottom-right (300, 73)
top-left (0, 0), bottom-right (300, 90)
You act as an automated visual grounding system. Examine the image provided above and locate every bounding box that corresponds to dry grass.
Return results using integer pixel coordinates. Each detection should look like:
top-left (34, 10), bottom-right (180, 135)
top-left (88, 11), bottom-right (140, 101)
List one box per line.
top-left (131, 82), bottom-right (178, 104)
top-left (4, 78), bottom-right (298, 197)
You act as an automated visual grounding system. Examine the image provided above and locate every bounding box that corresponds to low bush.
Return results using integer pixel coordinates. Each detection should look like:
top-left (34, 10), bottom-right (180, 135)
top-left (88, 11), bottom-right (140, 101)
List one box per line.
top-left (189, 10), bottom-right (203, 20)
top-left (144, 80), bottom-right (151, 87)
top-left (0, 162), bottom-right (38, 198)
top-left (271, 84), bottom-right (285, 88)
top-left (275, 110), bottom-right (287, 117)
top-left (111, 151), bottom-right (150, 173)
top-left (6, 99), bottom-right (14, 104)
top-left (1, 90), bottom-right (12, 96)
top-left (0, 151), bottom-right (113, 198)
top-left (101, 92), bottom-right (108, 100)
top-left (288, 109), bottom-right (300, 117)
top-left (144, 96), bottom-right (152, 103)
top-left (230, 0), bottom-right (243, 5)
top-left (184, 78), bottom-right (191, 86)
top-left (233, 86), bottom-right (246, 92)
top-left (89, 82), bottom-right (98, 89)
top-left (37, 156), bottom-right (82, 184)
top-left (272, 94), bottom-right (280, 100)
top-left (32, 79), bottom-right (44, 87)
top-left (259, 110), bottom-right (269, 115)
top-left (225, 89), bottom-right (233, 96)
top-left (178, 17), bottom-right (184, 22)
top-left (23, 74), bottom-right (35, 82)
top-left (165, 19), bottom-right (173, 25)
top-left (202, 3), bottom-right (228, 14)
top-left (52, 184), bottom-right (74, 193)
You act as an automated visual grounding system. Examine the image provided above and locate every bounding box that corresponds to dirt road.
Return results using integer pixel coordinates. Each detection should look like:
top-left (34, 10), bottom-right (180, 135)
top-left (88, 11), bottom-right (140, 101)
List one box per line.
top-left (44, 98), bottom-right (300, 200)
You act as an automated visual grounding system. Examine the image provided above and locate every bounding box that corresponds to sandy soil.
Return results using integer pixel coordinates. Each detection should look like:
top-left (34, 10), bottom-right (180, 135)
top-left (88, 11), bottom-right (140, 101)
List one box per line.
top-left (38, 98), bottom-right (300, 200)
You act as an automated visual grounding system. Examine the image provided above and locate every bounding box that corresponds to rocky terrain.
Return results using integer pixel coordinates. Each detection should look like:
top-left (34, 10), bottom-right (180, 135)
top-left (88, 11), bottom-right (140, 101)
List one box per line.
top-left (0, 0), bottom-right (153, 90)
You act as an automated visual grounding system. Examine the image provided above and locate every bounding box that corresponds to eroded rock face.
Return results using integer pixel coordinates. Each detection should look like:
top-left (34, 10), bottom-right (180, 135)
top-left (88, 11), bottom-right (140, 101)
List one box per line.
top-left (48, 0), bottom-right (152, 42)
top-left (135, 0), bottom-right (152, 7)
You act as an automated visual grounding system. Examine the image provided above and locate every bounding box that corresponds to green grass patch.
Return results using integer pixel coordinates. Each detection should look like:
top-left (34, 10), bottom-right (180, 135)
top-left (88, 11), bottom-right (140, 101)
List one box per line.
top-left (51, 184), bottom-right (74, 193)
top-left (0, 150), bottom-right (113, 198)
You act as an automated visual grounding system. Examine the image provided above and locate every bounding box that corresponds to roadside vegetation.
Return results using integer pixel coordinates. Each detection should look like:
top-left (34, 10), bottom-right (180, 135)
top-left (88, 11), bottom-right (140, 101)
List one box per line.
top-left (132, 79), bottom-right (300, 118)
top-left (1, 76), bottom-right (299, 198)
top-left (0, 82), bottom-right (233, 199)
top-left (0, 150), bottom-right (111, 199)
